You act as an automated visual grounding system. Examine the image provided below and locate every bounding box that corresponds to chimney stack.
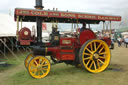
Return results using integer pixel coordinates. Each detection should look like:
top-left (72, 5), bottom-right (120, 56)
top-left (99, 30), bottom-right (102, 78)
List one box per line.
top-left (35, 0), bottom-right (44, 10)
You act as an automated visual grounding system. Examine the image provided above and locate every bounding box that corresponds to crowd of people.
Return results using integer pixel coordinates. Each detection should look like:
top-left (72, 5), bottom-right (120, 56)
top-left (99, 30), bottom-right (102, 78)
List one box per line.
top-left (96, 31), bottom-right (128, 48)
top-left (117, 36), bottom-right (128, 48)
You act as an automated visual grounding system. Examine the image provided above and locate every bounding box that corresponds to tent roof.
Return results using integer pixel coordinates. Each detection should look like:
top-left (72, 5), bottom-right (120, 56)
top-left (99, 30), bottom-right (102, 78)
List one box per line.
top-left (0, 13), bottom-right (16, 37)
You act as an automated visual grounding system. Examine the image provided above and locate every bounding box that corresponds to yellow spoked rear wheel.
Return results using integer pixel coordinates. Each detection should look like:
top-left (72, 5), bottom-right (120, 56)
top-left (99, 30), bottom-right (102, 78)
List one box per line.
top-left (79, 39), bottom-right (111, 73)
top-left (27, 56), bottom-right (51, 79)
top-left (24, 53), bottom-right (34, 68)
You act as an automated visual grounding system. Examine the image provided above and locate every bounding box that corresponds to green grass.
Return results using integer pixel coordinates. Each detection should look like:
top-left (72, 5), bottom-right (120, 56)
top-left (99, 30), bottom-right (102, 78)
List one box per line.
top-left (5, 63), bottom-right (124, 85)
top-left (0, 52), bottom-right (28, 72)
top-left (1, 44), bottom-right (128, 85)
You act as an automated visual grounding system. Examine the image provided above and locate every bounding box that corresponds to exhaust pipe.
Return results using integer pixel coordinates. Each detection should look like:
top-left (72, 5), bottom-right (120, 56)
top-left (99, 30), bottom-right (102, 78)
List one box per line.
top-left (34, 0), bottom-right (44, 45)
top-left (35, 0), bottom-right (44, 10)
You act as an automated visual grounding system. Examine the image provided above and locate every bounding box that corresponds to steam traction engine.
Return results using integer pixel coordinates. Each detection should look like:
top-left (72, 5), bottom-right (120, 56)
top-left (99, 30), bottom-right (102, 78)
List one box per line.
top-left (15, 0), bottom-right (121, 79)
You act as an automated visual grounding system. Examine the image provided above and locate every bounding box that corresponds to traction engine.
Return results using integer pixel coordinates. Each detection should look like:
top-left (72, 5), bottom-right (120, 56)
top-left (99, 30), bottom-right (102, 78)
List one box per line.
top-left (15, 0), bottom-right (121, 79)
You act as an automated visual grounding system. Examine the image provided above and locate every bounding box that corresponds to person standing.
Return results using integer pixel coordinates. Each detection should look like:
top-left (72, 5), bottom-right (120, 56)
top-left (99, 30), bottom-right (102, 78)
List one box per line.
top-left (124, 37), bottom-right (128, 48)
top-left (117, 37), bottom-right (121, 47)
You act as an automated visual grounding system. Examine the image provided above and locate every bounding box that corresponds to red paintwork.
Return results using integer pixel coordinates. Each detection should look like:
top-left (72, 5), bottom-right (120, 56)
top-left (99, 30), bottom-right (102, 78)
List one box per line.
top-left (19, 27), bottom-right (31, 40)
top-left (15, 8), bottom-right (121, 21)
top-left (102, 37), bottom-right (111, 46)
top-left (60, 37), bottom-right (75, 46)
top-left (47, 37), bottom-right (77, 60)
top-left (79, 29), bottom-right (96, 45)
top-left (20, 40), bottom-right (34, 45)
top-left (18, 27), bottom-right (35, 45)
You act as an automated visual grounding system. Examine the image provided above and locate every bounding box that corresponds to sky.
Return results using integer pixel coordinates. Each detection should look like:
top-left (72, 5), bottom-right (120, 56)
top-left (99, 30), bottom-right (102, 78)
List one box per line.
top-left (0, 0), bottom-right (128, 31)
top-left (1, 0), bottom-right (128, 15)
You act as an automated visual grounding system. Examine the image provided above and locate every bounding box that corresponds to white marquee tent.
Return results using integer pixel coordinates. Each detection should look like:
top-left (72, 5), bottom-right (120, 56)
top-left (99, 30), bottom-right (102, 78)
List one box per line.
top-left (0, 13), bottom-right (53, 38)
top-left (0, 13), bottom-right (16, 37)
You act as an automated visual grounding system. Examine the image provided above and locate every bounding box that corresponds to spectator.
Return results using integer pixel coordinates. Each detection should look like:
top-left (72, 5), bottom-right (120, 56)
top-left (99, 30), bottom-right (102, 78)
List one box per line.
top-left (117, 37), bottom-right (122, 47)
top-left (124, 37), bottom-right (128, 48)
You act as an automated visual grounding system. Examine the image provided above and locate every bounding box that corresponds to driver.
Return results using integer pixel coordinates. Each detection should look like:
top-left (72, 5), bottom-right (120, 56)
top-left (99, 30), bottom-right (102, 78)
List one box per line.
top-left (80, 23), bottom-right (87, 32)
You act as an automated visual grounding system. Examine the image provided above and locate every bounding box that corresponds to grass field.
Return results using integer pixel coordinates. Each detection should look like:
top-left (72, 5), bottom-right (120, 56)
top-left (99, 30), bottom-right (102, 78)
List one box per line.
top-left (0, 44), bottom-right (128, 85)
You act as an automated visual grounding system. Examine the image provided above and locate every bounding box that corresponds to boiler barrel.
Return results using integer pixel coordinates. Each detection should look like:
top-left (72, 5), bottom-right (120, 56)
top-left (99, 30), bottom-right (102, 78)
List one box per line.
top-left (33, 46), bottom-right (52, 55)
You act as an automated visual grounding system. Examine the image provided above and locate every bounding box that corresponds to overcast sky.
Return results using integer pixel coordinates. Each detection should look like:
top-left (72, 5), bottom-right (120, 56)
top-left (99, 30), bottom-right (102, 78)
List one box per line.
top-left (0, 0), bottom-right (128, 15)
top-left (0, 0), bottom-right (128, 31)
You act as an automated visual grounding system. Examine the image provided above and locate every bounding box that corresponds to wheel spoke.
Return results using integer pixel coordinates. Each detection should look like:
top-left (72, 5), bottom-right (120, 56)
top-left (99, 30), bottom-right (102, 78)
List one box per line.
top-left (99, 46), bottom-right (104, 53)
top-left (99, 56), bottom-right (105, 59)
top-left (32, 64), bottom-right (37, 68)
top-left (39, 59), bottom-right (41, 64)
top-left (38, 71), bottom-right (40, 76)
top-left (98, 59), bottom-right (105, 64)
top-left (90, 43), bottom-right (93, 51)
top-left (31, 68), bottom-right (37, 72)
top-left (93, 61), bottom-right (97, 70)
top-left (86, 48), bottom-right (92, 54)
top-left (84, 53), bottom-right (91, 56)
top-left (94, 42), bottom-right (97, 51)
top-left (41, 60), bottom-right (45, 65)
top-left (34, 60), bottom-right (38, 65)
top-left (89, 60), bottom-right (94, 69)
top-left (86, 60), bottom-right (91, 66)
top-left (99, 52), bottom-right (106, 55)
top-left (84, 57), bottom-right (90, 60)
top-left (97, 60), bottom-right (100, 68)
top-left (42, 68), bottom-right (48, 71)
top-left (33, 70), bottom-right (37, 75)
top-left (42, 64), bottom-right (49, 67)
top-left (41, 70), bottom-right (45, 74)
top-left (96, 43), bottom-right (102, 51)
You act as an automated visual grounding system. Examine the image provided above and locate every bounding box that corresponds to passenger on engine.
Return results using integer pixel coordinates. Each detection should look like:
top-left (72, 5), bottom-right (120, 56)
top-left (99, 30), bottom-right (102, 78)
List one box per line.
top-left (80, 23), bottom-right (87, 32)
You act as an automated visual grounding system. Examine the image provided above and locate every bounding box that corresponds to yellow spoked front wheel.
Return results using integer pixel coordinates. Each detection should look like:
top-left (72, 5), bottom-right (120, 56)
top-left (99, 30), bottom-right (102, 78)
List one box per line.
top-left (24, 53), bottom-right (34, 68)
top-left (27, 56), bottom-right (51, 79)
top-left (79, 39), bottom-right (111, 73)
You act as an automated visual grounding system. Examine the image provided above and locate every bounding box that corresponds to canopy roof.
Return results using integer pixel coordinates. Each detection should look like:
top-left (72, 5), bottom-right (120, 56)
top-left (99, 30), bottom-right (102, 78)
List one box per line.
top-left (15, 8), bottom-right (121, 24)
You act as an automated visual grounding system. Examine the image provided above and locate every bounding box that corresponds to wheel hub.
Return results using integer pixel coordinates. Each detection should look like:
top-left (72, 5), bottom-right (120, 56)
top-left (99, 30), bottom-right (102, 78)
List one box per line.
top-left (37, 65), bottom-right (42, 70)
top-left (93, 53), bottom-right (99, 60)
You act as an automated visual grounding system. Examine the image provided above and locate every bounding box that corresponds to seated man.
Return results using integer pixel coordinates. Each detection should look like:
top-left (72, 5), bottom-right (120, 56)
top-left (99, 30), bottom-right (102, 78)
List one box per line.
top-left (50, 24), bottom-right (60, 45)
top-left (80, 23), bottom-right (87, 32)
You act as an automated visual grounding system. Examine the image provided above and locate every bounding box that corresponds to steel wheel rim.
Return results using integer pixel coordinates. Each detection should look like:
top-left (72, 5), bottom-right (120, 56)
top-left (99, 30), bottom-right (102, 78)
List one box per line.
top-left (82, 40), bottom-right (110, 73)
top-left (25, 53), bottom-right (33, 68)
top-left (28, 56), bottom-right (51, 79)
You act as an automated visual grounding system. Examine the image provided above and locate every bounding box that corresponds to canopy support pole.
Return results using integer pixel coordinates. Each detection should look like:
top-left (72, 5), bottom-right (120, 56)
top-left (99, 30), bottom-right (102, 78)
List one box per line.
top-left (20, 18), bottom-right (22, 29)
top-left (110, 21), bottom-right (112, 37)
top-left (16, 16), bottom-right (19, 40)
top-left (103, 21), bottom-right (105, 33)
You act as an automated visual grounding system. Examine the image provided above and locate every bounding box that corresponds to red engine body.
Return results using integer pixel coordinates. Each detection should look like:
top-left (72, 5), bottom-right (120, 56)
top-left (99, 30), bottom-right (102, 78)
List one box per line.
top-left (46, 29), bottom-right (97, 61)
top-left (79, 29), bottom-right (96, 45)
top-left (45, 29), bottom-right (112, 61)
top-left (19, 28), bottom-right (111, 61)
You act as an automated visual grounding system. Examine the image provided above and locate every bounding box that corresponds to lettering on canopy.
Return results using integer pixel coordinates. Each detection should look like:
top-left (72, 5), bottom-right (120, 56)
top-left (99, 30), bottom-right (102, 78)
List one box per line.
top-left (15, 8), bottom-right (121, 21)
